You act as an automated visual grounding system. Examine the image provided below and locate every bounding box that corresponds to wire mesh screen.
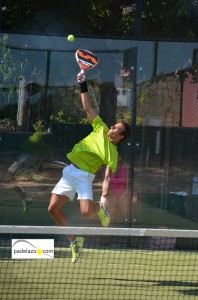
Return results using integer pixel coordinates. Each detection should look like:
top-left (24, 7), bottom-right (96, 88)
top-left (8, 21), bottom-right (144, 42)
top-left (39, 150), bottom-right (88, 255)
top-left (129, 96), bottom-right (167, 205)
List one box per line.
top-left (0, 226), bottom-right (198, 300)
top-left (1, 1), bottom-right (198, 40)
top-left (136, 67), bottom-right (198, 128)
top-left (137, 76), bottom-right (181, 127)
top-left (0, 42), bottom-right (134, 132)
top-left (1, 0), bottom-right (136, 38)
top-left (141, 0), bottom-right (198, 40)
top-left (0, 0), bottom-right (198, 257)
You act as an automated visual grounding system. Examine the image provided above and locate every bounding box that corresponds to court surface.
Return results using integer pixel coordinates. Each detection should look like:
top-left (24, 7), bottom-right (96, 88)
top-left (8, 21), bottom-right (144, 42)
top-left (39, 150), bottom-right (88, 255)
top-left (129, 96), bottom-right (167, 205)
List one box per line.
top-left (0, 243), bottom-right (197, 300)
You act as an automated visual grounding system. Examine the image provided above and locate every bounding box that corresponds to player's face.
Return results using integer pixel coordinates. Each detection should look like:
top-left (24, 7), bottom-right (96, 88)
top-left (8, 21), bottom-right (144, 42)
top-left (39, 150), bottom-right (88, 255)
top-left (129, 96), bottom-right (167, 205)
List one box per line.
top-left (107, 123), bottom-right (125, 142)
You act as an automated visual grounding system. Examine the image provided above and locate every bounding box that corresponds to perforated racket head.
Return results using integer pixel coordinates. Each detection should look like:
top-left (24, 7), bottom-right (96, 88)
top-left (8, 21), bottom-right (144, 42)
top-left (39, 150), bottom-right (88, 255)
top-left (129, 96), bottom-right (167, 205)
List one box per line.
top-left (75, 49), bottom-right (99, 73)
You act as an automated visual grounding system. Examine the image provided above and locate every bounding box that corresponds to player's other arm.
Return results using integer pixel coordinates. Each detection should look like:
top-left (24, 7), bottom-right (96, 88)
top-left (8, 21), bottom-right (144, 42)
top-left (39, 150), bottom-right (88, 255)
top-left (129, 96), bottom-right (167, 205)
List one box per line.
top-left (77, 73), bottom-right (97, 123)
top-left (101, 166), bottom-right (112, 208)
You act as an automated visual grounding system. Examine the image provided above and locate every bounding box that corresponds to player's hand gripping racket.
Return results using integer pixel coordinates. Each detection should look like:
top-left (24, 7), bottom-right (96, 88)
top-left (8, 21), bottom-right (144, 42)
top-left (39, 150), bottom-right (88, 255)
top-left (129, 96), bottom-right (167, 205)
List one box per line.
top-left (75, 49), bottom-right (99, 74)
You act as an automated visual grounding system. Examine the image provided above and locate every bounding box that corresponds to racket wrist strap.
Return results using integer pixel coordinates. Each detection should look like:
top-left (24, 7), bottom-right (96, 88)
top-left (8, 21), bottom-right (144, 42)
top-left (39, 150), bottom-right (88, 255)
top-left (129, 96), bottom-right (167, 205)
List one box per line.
top-left (79, 81), bottom-right (88, 93)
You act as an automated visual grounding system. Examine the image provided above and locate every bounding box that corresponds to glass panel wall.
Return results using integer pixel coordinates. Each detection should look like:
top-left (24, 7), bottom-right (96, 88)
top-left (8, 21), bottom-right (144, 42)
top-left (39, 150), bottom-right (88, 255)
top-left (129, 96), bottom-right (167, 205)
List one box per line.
top-left (134, 41), bottom-right (198, 229)
top-left (0, 1), bottom-right (198, 231)
top-left (0, 34), bottom-right (136, 226)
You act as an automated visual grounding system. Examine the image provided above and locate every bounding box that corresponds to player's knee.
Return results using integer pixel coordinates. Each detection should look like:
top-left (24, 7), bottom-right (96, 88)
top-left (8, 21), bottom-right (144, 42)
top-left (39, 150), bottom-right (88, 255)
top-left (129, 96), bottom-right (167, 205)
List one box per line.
top-left (48, 204), bottom-right (58, 216)
top-left (80, 207), bottom-right (92, 218)
top-left (48, 204), bottom-right (53, 215)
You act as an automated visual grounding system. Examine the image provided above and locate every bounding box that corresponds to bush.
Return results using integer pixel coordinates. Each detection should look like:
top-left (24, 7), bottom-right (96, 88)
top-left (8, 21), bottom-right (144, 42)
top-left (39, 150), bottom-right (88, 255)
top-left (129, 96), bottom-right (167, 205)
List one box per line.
top-left (0, 118), bottom-right (15, 131)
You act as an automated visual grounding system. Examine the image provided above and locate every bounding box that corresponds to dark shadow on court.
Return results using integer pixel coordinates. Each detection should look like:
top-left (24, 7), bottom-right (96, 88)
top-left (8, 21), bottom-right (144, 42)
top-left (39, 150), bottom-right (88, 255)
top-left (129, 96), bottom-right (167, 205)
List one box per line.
top-left (92, 277), bottom-right (198, 296)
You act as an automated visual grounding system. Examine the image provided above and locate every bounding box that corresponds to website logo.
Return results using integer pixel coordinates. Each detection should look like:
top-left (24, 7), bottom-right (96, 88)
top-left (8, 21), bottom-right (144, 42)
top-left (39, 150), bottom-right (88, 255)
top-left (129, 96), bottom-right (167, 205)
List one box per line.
top-left (12, 239), bottom-right (54, 259)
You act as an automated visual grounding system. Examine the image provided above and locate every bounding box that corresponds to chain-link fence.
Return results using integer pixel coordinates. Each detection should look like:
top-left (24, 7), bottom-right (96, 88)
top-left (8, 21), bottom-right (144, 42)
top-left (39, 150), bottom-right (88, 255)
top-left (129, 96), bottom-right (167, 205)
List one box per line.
top-left (0, 1), bottom-right (198, 228)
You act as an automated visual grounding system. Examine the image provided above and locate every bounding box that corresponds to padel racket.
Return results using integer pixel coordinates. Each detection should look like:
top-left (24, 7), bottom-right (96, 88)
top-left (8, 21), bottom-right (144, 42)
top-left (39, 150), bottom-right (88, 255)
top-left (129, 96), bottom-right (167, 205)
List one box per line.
top-left (75, 49), bottom-right (99, 74)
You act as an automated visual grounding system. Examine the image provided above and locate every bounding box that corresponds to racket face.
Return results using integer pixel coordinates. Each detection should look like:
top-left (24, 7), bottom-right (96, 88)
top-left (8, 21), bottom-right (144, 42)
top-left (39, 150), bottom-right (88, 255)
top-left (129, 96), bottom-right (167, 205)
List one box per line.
top-left (75, 49), bottom-right (99, 71)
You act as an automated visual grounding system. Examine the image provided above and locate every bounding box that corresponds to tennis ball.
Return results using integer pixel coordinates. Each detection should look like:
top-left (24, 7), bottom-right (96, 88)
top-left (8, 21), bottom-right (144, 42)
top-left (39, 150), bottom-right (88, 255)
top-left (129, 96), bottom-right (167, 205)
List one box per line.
top-left (67, 35), bottom-right (74, 42)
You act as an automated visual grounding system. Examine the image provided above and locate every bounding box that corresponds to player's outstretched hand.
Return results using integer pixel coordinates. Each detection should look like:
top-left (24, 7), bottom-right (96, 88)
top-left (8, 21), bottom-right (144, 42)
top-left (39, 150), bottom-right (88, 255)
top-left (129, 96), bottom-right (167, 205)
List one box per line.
top-left (77, 72), bottom-right (86, 83)
top-left (100, 195), bottom-right (110, 209)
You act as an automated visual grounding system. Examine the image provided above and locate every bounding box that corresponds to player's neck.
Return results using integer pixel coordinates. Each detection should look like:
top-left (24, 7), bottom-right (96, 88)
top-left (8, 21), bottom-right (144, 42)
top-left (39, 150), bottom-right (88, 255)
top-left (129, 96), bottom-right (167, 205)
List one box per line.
top-left (108, 136), bottom-right (118, 145)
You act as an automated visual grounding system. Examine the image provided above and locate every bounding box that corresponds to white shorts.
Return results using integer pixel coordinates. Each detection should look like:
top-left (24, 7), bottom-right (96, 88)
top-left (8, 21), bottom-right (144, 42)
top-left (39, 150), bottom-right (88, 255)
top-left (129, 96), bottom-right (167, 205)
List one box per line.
top-left (51, 164), bottom-right (95, 201)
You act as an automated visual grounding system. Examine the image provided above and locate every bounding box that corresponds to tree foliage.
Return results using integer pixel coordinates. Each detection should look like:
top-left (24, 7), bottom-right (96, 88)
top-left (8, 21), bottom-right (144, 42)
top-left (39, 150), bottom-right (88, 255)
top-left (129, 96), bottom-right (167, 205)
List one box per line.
top-left (1, 1), bottom-right (198, 39)
top-left (0, 34), bottom-right (19, 103)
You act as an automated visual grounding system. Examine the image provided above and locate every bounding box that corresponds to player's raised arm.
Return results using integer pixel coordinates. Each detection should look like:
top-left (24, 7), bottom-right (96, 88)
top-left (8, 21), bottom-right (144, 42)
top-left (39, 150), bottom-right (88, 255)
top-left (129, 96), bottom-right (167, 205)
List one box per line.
top-left (77, 72), bottom-right (97, 123)
top-left (75, 49), bottom-right (99, 123)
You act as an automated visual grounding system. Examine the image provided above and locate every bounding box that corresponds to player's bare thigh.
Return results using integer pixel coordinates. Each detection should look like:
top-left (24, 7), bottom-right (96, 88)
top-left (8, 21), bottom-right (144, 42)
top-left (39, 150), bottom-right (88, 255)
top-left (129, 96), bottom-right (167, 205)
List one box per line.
top-left (48, 193), bottom-right (69, 211)
top-left (79, 199), bottom-right (99, 217)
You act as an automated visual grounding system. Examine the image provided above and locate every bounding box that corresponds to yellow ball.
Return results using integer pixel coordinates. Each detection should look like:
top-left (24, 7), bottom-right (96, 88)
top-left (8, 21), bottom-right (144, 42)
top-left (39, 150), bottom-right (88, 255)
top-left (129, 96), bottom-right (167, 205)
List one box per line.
top-left (67, 35), bottom-right (74, 42)
top-left (36, 248), bottom-right (43, 255)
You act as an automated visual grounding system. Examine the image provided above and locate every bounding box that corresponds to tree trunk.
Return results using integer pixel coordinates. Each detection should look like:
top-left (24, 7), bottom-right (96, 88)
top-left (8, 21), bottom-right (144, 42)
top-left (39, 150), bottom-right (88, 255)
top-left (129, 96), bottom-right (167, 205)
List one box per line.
top-left (17, 76), bottom-right (27, 131)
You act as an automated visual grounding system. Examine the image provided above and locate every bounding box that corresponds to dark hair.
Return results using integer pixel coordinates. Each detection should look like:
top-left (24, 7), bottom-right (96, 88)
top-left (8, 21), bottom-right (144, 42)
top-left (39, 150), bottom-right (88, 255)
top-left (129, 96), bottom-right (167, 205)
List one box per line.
top-left (120, 121), bottom-right (131, 141)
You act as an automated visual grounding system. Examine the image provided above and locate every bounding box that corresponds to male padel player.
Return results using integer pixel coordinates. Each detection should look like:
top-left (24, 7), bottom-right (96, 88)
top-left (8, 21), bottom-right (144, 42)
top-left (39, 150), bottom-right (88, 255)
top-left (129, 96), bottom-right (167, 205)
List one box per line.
top-left (48, 72), bottom-right (131, 263)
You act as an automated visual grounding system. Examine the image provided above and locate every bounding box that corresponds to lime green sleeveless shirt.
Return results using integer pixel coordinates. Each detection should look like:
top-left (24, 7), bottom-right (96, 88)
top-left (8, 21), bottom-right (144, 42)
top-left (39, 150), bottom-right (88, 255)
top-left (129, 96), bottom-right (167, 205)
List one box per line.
top-left (67, 116), bottom-right (118, 174)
